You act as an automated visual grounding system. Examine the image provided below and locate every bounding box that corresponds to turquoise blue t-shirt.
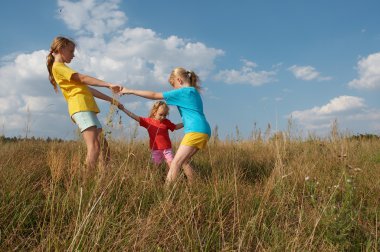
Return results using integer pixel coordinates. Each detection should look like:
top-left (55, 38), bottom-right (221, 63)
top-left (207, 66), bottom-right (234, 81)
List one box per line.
top-left (163, 87), bottom-right (211, 136)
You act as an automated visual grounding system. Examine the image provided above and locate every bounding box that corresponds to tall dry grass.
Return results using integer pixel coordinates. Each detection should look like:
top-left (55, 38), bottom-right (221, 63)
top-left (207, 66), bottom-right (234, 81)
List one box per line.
top-left (0, 133), bottom-right (379, 251)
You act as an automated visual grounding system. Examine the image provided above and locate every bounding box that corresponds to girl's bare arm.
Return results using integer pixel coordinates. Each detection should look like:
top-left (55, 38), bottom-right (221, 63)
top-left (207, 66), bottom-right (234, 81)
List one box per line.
top-left (120, 87), bottom-right (163, 100)
top-left (88, 87), bottom-right (121, 106)
top-left (175, 123), bottom-right (184, 130)
top-left (71, 73), bottom-right (122, 93)
top-left (120, 107), bottom-right (140, 122)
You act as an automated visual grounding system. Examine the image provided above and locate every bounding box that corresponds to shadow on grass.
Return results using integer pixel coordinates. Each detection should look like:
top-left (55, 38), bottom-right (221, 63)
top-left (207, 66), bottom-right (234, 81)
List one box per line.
top-left (237, 158), bottom-right (274, 184)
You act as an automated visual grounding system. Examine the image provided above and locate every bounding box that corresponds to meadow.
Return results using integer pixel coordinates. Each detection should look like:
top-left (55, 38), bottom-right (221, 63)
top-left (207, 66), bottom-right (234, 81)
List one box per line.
top-left (0, 131), bottom-right (379, 251)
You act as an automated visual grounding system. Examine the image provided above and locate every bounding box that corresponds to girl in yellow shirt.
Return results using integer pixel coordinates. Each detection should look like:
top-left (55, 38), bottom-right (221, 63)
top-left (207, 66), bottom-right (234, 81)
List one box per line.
top-left (46, 36), bottom-right (122, 172)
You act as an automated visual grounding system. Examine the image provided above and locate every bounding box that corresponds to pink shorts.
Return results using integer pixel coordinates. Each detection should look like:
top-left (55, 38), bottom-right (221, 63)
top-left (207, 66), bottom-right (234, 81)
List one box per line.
top-left (151, 148), bottom-right (174, 165)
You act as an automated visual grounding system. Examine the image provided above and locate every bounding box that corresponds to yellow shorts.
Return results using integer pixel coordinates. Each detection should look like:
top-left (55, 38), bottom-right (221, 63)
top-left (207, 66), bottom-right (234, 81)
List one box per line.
top-left (180, 132), bottom-right (209, 149)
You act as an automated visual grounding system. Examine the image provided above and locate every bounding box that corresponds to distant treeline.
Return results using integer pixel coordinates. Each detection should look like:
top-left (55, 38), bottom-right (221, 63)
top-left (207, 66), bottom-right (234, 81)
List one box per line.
top-left (348, 133), bottom-right (380, 140)
top-left (0, 135), bottom-right (65, 143)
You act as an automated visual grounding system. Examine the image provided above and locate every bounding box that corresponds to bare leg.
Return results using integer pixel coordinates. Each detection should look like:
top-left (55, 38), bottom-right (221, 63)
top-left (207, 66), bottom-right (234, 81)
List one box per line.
top-left (182, 162), bottom-right (195, 184)
top-left (166, 145), bottom-right (198, 184)
top-left (165, 161), bottom-right (171, 173)
top-left (164, 150), bottom-right (174, 174)
top-left (82, 126), bottom-right (101, 171)
top-left (97, 128), bottom-right (110, 169)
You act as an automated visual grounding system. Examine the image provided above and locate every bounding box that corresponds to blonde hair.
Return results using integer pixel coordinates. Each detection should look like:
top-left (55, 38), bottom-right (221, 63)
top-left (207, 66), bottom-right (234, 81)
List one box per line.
top-left (149, 101), bottom-right (169, 118)
top-left (46, 36), bottom-right (76, 93)
top-left (168, 67), bottom-right (201, 91)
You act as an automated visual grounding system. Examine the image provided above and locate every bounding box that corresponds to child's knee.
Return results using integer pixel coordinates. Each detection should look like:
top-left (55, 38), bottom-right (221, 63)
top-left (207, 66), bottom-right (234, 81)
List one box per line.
top-left (152, 156), bottom-right (163, 165)
top-left (88, 141), bottom-right (101, 155)
top-left (152, 150), bottom-right (164, 165)
top-left (170, 158), bottom-right (184, 168)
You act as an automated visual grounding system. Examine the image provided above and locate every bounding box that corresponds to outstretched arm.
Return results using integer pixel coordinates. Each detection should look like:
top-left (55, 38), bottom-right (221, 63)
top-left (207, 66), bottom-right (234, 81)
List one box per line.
top-left (71, 73), bottom-right (122, 93)
top-left (88, 87), bottom-right (121, 106)
top-left (175, 123), bottom-right (184, 130)
top-left (119, 106), bottom-right (140, 122)
top-left (120, 87), bottom-right (163, 100)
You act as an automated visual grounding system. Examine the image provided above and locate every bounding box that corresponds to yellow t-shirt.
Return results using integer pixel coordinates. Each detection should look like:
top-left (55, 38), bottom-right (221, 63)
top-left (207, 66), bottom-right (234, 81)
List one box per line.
top-left (52, 62), bottom-right (100, 116)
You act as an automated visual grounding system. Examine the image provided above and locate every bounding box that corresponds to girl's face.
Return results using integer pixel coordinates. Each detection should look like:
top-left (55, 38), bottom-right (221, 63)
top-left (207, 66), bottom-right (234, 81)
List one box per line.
top-left (59, 43), bottom-right (75, 63)
top-left (153, 106), bottom-right (168, 121)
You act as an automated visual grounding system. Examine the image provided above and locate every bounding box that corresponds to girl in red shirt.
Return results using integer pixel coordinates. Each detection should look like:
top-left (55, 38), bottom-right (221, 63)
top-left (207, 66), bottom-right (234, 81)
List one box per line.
top-left (119, 101), bottom-right (183, 169)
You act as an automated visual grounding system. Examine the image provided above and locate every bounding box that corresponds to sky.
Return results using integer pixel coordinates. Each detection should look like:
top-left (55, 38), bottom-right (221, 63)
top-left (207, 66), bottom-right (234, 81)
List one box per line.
top-left (0, 0), bottom-right (380, 140)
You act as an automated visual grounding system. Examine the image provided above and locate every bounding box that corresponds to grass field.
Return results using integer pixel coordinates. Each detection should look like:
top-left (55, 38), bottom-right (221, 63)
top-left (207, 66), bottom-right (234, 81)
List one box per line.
top-left (1, 133), bottom-right (379, 251)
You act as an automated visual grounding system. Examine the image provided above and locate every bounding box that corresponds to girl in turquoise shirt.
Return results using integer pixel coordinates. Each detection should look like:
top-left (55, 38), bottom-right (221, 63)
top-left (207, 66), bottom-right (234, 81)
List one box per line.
top-left (119, 67), bottom-right (211, 184)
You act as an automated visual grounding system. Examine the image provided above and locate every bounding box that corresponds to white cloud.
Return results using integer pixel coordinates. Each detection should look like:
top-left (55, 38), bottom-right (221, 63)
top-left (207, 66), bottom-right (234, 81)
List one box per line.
top-left (20, 96), bottom-right (61, 113)
top-left (121, 101), bottom-right (142, 111)
top-left (0, 49), bottom-right (71, 138)
top-left (290, 96), bottom-right (380, 134)
top-left (0, 0), bottom-right (224, 139)
top-left (291, 96), bottom-right (365, 120)
top-left (317, 96), bottom-right (365, 114)
top-left (348, 52), bottom-right (380, 89)
top-left (0, 50), bottom-right (48, 96)
top-left (0, 96), bottom-right (22, 114)
top-left (288, 65), bottom-right (331, 81)
top-left (82, 29), bottom-right (224, 85)
top-left (0, 114), bottom-right (26, 132)
top-left (57, 0), bottom-right (127, 37)
top-left (56, 1), bottom-right (224, 86)
top-left (275, 97), bottom-right (283, 102)
top-left (214, 59), bottom-right (276, 86)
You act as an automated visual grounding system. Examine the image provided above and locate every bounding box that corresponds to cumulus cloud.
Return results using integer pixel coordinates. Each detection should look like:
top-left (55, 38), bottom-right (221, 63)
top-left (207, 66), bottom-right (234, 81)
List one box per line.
top-left (20, 96), bottom-right (61, 113)
top-left (214, 59), bottom-right (276, 86)
top-left (290, 96), bottom-right (380, 134)
top-left (0, 49), bottom-right (72, 138)
top-left (57, 0), bottom-right (127, 37)
top-left (288, 65), bottom-right (331, 81)
top-left (0, 0), bottom-right (224, 139)
top-left (121, 101), bottom-right (142, 111)
top-left (348, 52), bottom-right (380, 89)
top-left (80, 29), bottom-right (224, 86)
top-left (0, 50), bottom-right (49, 96)
top-left (55, 0), bottom-right (224, 86)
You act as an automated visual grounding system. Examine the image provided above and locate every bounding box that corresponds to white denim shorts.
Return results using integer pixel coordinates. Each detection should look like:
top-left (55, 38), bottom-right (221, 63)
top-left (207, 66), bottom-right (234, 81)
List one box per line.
top-left (71, 111), bottom-right (102, 132)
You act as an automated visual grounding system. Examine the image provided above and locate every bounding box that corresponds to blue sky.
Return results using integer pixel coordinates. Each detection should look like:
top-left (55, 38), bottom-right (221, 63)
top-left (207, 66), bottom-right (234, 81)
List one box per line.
top-left (1, 0), bottom-right (380, 140)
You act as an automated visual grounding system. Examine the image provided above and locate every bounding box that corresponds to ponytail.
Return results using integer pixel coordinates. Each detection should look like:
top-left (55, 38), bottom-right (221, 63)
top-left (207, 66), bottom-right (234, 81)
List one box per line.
top-left (169, 67), bottom-right (201, 92)
top-left (46, 52), bottom-right (58, 93)
top-left (186, 70), bottom-right (200, 91)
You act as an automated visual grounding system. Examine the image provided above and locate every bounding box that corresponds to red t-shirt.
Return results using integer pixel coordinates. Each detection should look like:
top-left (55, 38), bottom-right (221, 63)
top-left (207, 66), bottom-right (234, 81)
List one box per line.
top-left (139, 117), bottom-right (177, 150)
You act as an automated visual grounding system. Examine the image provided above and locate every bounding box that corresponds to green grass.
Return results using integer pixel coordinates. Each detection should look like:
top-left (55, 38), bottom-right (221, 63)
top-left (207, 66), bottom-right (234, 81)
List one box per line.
top-left (0, 136), bottom-right (379, 251)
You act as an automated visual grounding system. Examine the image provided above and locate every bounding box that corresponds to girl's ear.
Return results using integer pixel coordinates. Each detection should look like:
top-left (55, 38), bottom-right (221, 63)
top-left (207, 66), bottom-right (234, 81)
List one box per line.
top-left (177, 77), bottom-right (183, 85)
